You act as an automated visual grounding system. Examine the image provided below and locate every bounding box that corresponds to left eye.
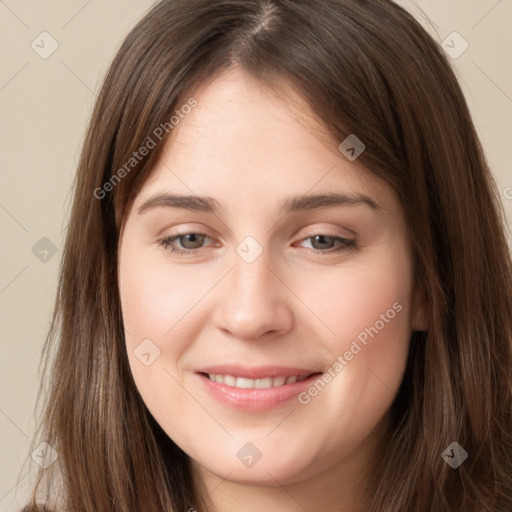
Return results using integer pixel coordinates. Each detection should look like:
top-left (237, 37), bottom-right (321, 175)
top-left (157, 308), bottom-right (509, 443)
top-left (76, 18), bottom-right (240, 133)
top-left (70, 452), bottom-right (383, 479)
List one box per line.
top-left (295, 234), bottom-right (356, 254)
top-left (156, 232), bottom-right (357, 256)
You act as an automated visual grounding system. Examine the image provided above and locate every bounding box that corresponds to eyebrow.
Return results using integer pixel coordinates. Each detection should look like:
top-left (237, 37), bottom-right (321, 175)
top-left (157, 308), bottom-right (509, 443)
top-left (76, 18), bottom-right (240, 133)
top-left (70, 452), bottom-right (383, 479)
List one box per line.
top-left (137, 191), bottom-right (382, 216)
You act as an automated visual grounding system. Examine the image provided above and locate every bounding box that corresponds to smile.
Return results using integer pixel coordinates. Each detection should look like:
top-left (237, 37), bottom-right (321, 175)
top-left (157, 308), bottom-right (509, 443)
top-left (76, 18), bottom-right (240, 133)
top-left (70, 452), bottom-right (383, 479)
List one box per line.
top-left (196, 366), bottom-right (323, 411)
top-left (206, 373), bottom-right (311, 388)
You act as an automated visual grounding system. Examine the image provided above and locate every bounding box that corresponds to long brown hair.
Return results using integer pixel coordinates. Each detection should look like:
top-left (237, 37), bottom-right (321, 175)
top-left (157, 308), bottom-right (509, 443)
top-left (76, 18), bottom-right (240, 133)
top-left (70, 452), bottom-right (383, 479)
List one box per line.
top-left (21, 0), bottom-right (512, 510)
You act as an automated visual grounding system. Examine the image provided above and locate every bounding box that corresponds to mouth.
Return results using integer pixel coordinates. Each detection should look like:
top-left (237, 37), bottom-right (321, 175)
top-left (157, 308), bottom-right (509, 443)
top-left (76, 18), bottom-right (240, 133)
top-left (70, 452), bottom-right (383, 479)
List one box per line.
top-left (203, 373), bottom-right (312, 388)
top-left (195, 366), bottom-right (323, 411)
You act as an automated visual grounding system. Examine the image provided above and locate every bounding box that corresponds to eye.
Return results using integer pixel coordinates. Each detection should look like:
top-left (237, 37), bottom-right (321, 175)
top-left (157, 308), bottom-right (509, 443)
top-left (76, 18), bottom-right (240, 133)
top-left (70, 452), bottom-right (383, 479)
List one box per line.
top-left (157, 232), bottom-right (215, 255)
top-left (294, 234), bottom-right (357, 255)
top-left (157, 231), bottom-right (357, 257)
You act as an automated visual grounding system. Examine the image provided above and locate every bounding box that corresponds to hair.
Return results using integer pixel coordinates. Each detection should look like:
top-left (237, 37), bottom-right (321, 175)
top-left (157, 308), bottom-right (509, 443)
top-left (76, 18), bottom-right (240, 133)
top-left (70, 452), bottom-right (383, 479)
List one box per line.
top-left (20, 0), bottom-right (512, 511)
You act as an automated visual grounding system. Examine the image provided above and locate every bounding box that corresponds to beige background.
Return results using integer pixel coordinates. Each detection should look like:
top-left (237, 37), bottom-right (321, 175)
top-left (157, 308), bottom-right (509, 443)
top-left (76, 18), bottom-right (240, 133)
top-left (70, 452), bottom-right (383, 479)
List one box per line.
top-left (0, 0), bottom-right (511, 509)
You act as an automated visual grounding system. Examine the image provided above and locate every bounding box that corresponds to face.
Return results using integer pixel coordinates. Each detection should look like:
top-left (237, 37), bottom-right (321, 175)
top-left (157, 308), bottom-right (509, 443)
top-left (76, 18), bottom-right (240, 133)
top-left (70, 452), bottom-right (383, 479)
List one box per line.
top-left (118, 66), bottom-right (425, 489)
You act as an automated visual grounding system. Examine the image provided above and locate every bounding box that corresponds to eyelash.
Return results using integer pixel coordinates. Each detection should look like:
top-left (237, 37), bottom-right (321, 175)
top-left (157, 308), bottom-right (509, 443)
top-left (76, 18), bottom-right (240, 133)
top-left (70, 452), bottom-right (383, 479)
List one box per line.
top-left (156, 232), bottom-right (357, 257)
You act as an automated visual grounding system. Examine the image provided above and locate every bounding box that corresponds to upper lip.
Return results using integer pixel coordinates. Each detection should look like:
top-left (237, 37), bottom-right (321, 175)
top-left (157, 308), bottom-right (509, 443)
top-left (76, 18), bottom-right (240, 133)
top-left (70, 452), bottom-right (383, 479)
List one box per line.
top-left (196, 365), bottom-right (320, 379)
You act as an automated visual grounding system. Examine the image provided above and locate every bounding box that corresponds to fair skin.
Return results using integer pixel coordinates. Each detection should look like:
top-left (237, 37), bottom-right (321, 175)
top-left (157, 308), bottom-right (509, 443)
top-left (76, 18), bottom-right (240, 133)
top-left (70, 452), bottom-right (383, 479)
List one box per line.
top-left (118, 66), bottom-right (426, 512)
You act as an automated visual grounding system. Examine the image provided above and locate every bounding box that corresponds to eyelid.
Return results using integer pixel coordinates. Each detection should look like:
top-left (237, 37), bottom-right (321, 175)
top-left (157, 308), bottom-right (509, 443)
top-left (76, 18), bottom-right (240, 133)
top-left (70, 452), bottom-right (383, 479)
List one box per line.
top-left (300, 225), bottom-right (355, 237)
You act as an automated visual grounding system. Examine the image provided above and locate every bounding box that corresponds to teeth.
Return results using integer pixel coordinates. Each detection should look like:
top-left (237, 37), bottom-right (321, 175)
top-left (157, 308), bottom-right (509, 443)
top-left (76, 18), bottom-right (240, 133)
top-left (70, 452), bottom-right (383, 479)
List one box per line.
top-left (272, 376), bottom-right (286, 386)
top-left (235, 377), bottom-right (254, 389)
top-left (223, 375), bottom-right (236, 386)
top-left (255, 377), bottom-right (273, 388)
top-left (207, 373), bottom-right (310, 388)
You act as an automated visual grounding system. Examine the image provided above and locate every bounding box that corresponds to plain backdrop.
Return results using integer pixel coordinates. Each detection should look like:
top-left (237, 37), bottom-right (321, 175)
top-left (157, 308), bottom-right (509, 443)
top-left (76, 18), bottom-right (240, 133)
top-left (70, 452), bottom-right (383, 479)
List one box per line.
top-left (1, 0), bottom-right (511, 509)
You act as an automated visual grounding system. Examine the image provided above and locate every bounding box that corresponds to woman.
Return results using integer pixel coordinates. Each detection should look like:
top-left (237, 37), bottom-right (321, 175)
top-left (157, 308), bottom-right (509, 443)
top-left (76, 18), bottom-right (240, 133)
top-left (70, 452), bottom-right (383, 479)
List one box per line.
top-left (21, 0), bottom-right (512, 510)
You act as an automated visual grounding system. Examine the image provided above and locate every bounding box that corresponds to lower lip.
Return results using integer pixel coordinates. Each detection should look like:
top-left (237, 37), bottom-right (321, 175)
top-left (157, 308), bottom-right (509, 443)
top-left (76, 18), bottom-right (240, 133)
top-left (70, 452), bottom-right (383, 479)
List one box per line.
top-left (196, 372), bottom-right (322, 411)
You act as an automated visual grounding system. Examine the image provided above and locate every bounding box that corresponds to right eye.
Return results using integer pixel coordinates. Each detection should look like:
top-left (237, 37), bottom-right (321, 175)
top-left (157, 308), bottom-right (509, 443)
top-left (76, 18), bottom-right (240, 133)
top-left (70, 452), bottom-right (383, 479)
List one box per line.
top-left (157, 232), bottom-right (216, 255)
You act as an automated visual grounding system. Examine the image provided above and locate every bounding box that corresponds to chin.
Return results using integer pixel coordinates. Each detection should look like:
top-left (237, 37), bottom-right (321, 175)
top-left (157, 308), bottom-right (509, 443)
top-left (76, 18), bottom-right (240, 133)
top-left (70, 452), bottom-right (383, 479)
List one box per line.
top-left (192, 447), bottom-right (319, 486)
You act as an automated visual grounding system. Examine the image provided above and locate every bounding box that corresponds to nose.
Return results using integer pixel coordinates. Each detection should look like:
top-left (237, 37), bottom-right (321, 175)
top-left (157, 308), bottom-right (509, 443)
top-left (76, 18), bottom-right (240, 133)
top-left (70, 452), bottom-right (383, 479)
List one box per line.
top-left (212, 249), bottom-right (294, 342)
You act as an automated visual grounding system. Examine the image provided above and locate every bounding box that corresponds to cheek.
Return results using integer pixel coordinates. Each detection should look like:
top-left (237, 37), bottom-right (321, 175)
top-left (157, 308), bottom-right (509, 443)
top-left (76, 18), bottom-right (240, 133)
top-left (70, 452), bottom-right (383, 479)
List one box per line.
top-left (288, 249), bottom-right (414, 457)
top-left (119, 242), bottom-right (213, 353)
top-left (119, 238), bottom-right (225, 426)
top-left (119, 245), bottom-right (201, 428)
top-left (304, 247), bottom-right (414, 392)
top-left (308, 249), bottom-right (413, 344)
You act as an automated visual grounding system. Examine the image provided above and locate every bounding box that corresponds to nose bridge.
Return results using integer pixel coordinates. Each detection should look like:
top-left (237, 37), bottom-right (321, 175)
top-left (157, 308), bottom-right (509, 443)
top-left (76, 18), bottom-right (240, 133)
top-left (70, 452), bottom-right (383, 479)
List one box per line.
top-left (213, 240), bottom-right (293, 340)
top-left (229, 227), bottom-right (278, 304)
top-left (232, 249), bottom-right (274, 307)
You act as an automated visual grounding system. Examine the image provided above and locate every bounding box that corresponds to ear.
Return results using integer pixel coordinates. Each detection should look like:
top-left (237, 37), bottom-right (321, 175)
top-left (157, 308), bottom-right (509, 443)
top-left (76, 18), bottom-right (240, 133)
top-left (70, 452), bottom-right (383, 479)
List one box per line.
top-left (411, 284), bottom-right (428, 332)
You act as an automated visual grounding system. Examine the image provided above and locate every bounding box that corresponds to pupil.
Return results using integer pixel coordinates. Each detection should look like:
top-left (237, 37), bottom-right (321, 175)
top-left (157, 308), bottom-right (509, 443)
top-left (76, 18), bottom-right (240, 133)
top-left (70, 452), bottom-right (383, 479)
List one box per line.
top-left (182, 234), bottom-right (203, 249)
top-left (313, 235), bottom-right (333, 249)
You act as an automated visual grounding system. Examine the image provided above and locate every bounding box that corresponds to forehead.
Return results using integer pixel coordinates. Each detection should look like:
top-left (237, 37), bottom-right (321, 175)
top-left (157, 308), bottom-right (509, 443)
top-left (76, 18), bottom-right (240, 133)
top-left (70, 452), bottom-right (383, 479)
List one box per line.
top-left (127, 66), bottom-right (399, 225)
top-left (174, 65), bottom-right (335, 151)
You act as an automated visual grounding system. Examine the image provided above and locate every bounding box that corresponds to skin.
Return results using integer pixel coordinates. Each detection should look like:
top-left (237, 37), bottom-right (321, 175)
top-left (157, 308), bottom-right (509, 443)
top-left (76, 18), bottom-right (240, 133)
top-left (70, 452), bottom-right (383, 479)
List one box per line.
top-left (118, 65), bottom-right (426, 512)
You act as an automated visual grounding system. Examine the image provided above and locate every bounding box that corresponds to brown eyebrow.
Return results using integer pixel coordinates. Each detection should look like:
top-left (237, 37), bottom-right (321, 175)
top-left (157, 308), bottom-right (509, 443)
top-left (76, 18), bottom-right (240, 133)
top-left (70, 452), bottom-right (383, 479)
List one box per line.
top-left (137, 192), bottom-right (382, 216)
